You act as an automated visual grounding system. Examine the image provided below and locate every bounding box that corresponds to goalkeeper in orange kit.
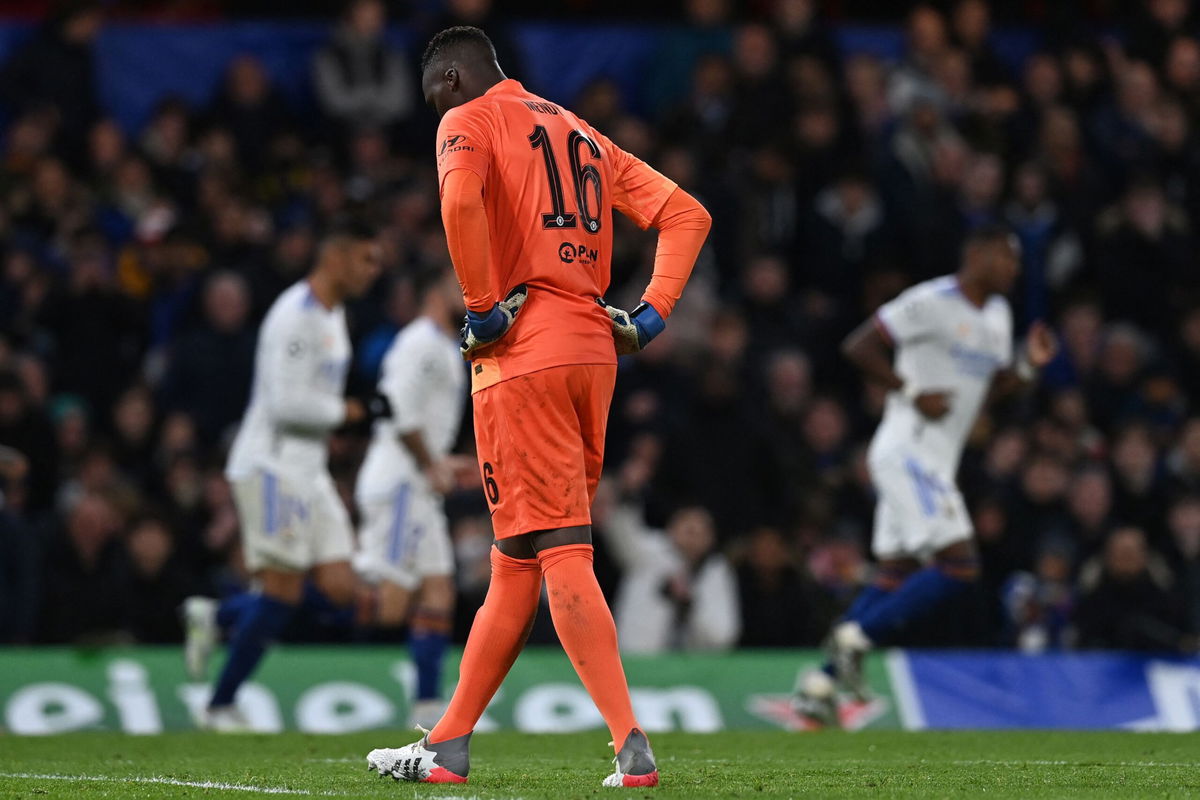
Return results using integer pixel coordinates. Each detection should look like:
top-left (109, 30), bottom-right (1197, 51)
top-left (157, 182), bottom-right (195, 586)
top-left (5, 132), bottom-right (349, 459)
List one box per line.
top-left (366, 26), bottom-right (710, 788)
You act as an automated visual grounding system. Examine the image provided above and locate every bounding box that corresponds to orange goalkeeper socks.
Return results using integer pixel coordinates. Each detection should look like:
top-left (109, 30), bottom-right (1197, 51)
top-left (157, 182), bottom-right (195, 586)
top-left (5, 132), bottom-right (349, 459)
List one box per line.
top-left (429, 547), bottom-right (541, 743)
top-left (538, 543), bottom-right (640, 751)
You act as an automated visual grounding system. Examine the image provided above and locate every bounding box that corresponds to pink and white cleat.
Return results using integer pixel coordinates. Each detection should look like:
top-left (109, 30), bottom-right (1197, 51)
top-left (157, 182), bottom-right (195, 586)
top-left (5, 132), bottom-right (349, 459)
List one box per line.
top-left (603, 728), bottom-right (659, 788)
top-left (365, 727), bottom-right (469, 784)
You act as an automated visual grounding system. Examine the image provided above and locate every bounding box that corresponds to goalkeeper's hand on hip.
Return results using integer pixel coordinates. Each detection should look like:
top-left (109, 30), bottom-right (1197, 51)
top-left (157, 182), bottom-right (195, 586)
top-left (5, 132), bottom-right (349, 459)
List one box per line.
top-left (460, 284), bottom-right (528, 359)
top-left (597, 298), bottom-right (666, 355)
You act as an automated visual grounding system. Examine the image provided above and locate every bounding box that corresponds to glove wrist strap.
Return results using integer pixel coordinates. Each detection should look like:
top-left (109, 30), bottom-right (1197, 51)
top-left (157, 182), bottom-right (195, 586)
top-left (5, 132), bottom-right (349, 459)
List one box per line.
top-left (631, 302), bottom-right (666, 345)
top-left (467, 304), bottom-right (505, 341)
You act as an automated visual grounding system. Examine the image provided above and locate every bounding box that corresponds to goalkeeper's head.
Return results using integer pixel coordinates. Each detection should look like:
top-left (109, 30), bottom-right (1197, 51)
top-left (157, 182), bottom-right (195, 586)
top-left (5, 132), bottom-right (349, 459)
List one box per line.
top-left (420, 26), bottom-right (505, 118)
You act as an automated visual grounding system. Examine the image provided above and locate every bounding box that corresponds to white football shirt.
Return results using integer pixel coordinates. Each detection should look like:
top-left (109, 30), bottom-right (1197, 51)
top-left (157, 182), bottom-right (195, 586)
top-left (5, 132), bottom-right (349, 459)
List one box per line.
top-left (226, 281), bottom-right (351, 481)
top-left (869, 275), bottom-right (1013, 474)
top-left (356, 316), bottom-right (466, 500)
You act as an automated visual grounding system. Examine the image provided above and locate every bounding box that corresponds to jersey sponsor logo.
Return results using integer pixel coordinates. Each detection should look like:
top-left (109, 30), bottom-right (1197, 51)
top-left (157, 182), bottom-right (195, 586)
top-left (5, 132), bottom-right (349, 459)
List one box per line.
top-left (318, 358), bottom-right (349, 387)
top-left (948, 342), bottom-right (1002, 378)
top-left (522, 100), bottom-right (561, 115)
top-left (438, 134), bottom-right (474, 157)
top-left (558, 241), bottom-right (598, 266)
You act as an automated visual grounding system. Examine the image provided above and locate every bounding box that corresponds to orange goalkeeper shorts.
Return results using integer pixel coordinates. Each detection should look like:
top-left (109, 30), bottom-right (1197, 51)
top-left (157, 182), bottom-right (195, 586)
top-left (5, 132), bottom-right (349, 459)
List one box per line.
top-left (471, 363), bottom-right (616, 540)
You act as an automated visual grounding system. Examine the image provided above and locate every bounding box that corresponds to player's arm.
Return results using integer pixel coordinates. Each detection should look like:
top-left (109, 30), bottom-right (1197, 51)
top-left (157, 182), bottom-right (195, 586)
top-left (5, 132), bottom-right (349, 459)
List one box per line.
top-left (383, 344), bottom-right (456, 494)
top-left (441, 169), bottom-right (495, 314)
top-left (436, 107), bottom-right (527, 358)
top-left (987, 320), bottom-right (1059, 401)
top-left (264, 317), bottom-right (364, 431)
top-left (597, 137), bottom-right (711, 354)
top-left (843, 312), bottom-right (950, 421)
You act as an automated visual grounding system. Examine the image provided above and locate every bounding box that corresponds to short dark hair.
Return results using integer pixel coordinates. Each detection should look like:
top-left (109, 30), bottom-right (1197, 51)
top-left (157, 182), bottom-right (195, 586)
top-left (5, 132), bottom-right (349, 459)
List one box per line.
top-left (420, 26), bottom-right (496, 74)
top-left (965, 221), bottom-right (1014, 248)
top-left (321, 217), bottom-right (378, 245)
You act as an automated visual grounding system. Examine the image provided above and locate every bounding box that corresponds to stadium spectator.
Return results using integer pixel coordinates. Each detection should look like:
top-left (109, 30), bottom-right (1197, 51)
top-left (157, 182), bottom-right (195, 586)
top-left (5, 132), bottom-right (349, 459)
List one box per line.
top-left (1064, 466), bottom-right (1116, 561)
top-left (124, 514), bottom-right (198, 643)
top-left (37, 492), bottom-right (130, 644)
top-left (736, 526), bottom-right (833, 647)
top-left (0, 369), bottom-right (58, 512)
top-left (313, 0), bottom-right (415, 141)
top-left (0, 447), bottom-right (37, 643)
top-left (1092, 176), bottom-right (1193, 339)
top-left (597, 480), bottom-right (740, 654)
top-left (1167, 494), bottom-right (1200, 636)
top-left (1001, 540), bottom-right (1075, 652)
top-left (159, 271), bottom-right (255, 440)
top-left (1074, 526), bottom-right (1190, 652)
top-left (0, 1), bottom-right (102, 165)
top-left (207, 55), bottom-right (293, 172)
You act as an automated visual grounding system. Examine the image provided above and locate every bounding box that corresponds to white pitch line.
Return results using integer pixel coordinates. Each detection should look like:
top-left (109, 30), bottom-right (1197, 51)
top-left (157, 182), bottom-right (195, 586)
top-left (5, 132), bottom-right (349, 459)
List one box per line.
top-left (950, 759), bottom-right (1200, 768)
top-left (0, 772), bottom-right (347, 795)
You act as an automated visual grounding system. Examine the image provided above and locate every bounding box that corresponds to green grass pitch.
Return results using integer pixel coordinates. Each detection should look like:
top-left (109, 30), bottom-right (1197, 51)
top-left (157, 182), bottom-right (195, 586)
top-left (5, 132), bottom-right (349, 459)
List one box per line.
top-left (1, 730), bottom-right (1198, 799)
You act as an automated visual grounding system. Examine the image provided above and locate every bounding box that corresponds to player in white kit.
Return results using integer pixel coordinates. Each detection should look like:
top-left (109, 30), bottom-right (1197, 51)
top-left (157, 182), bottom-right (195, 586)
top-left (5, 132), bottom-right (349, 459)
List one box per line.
top-left (185, 222), bottom-right (385, 731)
top-left (355, 267), bottom-right (469, 728)
top-left (794, 225), bottom-right (1057, 725)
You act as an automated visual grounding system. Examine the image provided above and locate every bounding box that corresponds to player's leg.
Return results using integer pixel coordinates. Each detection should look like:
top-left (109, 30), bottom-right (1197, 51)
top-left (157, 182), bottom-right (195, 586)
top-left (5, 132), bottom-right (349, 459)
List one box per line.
top-left (206, 566), bottom-right (302, 726)
top-left (374, 580), bottom-right (415, 626)
top-left (298, 472), bottom-right (361, 622)
top-left (401, 495), bottom-right (458, 726)
top-left (217, 592), bottom-right (255, 628)
top-left (204, 471), bottom-right (310, 726)
top-left (408, 575), bottom-right (455, 728)
top-left (532, 528), bottom-right (640, 749)
top-left (852, 538), bottom-right (980, 644)
top-left (845, 466), bottom-right (976, 646)
top-left (426, 542), bottom-right (540, 745)
top-left (796, 555), bottom-right (920, 720)
top-left (536, 365), bottom-right (657, 787)
top-left (302, 559), bottom-right (359, 630)
top-left (797, 455), bottom-right (922, 715)
top-left (422, 371), bottom-right (571, 753)
top-left (370, 541), bottom-right (538, 781)
top-left (359, 480), bottom-right (460, 726)
top-left (843, 557), bottom-right (921, 623)
top-left (355, 484), bottom-right (421, 629)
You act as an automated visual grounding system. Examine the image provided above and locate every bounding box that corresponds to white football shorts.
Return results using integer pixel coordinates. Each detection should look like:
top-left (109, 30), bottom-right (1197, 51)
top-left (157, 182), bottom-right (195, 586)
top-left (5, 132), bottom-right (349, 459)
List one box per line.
top-left (868, 448), bottom-right (973, 560)
top-left (354, 480), bottom-right (454, 590)
top-left (231, 467), bottom-right (354, 573)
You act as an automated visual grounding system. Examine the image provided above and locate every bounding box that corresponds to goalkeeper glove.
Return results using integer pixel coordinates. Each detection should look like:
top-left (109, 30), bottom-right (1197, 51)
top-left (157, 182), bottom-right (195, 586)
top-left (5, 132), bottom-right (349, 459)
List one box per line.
top-left (598, 298), bottom-right (666, 355)
top-left (460, 284), bottom-right (528, 359)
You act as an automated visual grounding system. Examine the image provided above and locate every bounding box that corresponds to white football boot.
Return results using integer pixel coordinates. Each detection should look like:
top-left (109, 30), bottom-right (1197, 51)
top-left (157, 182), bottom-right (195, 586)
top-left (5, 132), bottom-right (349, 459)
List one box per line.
top-left (196, 705), bottom-right (254, 733)
top-left (366, 726), bottom-right (470, 784)
top-left (792, 668), bottom-right (839, 728)
top-left (182, 596), bottom-right (219, 682)
top-left (603, 728), bottom-right (659, 788)
top-left (828, 620), bottom-right (873, 701)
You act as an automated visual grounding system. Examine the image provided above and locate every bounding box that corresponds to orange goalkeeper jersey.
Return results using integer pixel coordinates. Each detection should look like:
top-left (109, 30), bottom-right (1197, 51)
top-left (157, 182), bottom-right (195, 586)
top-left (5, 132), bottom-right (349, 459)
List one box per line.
top-left (435, 79), bottom-right (678, 380)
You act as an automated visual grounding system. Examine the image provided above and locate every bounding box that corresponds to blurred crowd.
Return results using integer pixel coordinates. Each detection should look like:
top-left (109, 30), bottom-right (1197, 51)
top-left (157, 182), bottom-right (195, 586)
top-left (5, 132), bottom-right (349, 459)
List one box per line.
top-left (2, 0), bottom-right (1200, 655)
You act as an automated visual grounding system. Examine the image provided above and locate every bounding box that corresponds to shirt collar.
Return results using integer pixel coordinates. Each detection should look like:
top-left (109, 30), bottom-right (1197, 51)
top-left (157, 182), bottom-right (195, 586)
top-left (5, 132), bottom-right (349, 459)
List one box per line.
top-left (484, 79), bottom-right (524, 97)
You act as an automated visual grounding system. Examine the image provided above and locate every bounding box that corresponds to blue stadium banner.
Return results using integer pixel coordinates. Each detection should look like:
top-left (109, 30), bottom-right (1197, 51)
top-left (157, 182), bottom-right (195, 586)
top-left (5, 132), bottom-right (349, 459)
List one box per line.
top-left (893, 651), bottom-right (1200, 731)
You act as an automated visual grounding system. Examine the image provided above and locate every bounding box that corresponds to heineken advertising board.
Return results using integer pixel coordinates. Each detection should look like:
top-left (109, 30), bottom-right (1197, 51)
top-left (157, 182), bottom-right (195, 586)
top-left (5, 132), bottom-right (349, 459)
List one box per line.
top-left (0, 647), bottom-right (897, 735)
